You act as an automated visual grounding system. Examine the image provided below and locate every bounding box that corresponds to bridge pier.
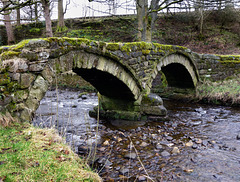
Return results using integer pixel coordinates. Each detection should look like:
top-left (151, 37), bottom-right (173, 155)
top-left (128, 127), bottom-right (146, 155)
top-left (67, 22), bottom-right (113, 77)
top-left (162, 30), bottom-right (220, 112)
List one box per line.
top-left (89, 93), bottom-right (167, 121)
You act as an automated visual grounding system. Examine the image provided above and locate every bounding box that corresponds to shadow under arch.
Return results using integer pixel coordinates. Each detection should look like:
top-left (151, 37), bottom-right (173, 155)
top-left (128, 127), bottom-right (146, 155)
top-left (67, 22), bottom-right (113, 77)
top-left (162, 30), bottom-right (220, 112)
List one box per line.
top-left (72, 68), bottom-right (135, 101)
top-left (155, 52), bottom-right (200, 89)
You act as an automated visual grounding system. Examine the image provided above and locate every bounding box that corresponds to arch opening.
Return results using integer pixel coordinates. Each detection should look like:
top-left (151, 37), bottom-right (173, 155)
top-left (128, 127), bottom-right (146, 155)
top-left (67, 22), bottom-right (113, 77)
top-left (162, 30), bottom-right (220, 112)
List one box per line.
top-left (161, 63), bottom-right (195, 88)
top-left (72, 68), bottom-right (135, 101)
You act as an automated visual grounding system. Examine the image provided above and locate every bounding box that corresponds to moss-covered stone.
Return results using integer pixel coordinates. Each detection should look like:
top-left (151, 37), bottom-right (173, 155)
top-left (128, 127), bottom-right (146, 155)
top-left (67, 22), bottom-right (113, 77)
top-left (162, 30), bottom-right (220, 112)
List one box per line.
top-left (0, 51), bottom-right (21, 60)
top-left (106, 43), bottom-right (120, 51)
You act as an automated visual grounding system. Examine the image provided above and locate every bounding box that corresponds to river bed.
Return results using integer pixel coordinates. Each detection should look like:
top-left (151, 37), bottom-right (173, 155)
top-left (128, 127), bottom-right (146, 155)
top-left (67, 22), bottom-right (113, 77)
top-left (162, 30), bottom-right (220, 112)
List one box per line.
top-left (33, 89), bottom-right (240, 182)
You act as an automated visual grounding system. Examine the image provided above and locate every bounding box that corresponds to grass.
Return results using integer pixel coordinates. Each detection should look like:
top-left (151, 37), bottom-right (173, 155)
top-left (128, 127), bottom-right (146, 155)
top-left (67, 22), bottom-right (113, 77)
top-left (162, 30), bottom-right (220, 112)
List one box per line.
top-left (0, 122), bottom-right (101, 182)
top-left (195, 76), bottom-right (240, 105)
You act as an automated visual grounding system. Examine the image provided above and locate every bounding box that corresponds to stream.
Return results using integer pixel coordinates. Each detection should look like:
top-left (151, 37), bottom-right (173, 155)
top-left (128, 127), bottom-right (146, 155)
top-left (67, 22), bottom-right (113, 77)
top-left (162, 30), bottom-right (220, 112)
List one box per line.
top-left (32, 89), bottom-right (240, 182)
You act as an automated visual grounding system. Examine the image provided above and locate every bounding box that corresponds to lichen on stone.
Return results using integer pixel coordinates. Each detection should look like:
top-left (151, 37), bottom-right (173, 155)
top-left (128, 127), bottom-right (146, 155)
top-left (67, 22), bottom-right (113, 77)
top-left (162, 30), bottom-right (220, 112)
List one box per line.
top-left (106, 43), bottom-right (120, 51)
top-left (0, 51), bottom-right (21, 61)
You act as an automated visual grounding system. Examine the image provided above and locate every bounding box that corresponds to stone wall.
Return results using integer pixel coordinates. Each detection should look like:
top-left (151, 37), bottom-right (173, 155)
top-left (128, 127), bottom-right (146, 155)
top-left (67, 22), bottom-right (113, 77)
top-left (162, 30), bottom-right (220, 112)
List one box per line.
top-left (192, 52), bottom-right (240, 81)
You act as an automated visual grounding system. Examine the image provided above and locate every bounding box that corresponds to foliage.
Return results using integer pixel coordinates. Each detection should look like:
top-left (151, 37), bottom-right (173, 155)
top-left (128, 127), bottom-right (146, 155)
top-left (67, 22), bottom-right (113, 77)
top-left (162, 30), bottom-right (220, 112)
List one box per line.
top-left (66, 29), bottom-right (110, 42)
top-left (0, 122), bottom-right (101, 182)
top-left (0, 69), bottom-right (18, 102)
top-left (29, 28), bottom-right (41, 34)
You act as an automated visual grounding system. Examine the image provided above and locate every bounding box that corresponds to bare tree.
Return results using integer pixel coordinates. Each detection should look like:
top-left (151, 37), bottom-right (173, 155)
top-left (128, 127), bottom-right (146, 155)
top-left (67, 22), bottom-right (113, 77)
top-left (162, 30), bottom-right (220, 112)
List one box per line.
top-left (41, 0), bottom-right (53, 37)
top-left (136, 0), bottom-right (184, 42)
top-left (57, 0), bottom-right (70, 32)
top-left (1, 0), bottom-right (15, 44)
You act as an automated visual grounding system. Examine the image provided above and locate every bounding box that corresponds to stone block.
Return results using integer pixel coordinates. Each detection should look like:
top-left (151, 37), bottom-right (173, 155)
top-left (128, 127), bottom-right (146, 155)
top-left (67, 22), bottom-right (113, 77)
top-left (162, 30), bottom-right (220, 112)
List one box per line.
top-left (41, 65), bottom-right (54, 84)
top-left (12, 90), bottom-right (28, 102)
top-left (29, 63), bottom-right (46, 72)
top-left (20, 73), bottom-right (36, 89)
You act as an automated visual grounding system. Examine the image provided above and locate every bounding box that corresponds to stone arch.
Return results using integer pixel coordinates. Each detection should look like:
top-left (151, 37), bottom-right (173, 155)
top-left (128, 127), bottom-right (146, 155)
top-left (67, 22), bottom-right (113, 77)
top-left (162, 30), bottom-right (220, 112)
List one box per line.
top-left (154, 53), bottom-right (199, 88)
top-left (71, 50), bottom-right (142, 101)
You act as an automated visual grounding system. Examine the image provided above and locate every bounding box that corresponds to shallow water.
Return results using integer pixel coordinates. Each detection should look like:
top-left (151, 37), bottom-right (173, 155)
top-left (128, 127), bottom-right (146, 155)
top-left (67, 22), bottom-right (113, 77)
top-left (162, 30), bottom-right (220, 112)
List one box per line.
top-left (33, 89), bottom-right (240, 181)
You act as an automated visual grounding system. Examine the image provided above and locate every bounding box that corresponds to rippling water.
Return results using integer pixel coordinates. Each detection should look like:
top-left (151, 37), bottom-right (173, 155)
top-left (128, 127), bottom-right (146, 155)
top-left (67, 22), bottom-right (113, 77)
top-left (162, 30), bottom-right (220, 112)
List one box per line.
top-left (33, 89), bottom-right (240, 182)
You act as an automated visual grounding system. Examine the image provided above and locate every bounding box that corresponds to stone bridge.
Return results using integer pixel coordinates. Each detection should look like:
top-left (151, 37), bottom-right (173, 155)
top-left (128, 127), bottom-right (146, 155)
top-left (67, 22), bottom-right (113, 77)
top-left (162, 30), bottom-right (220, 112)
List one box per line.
top-left (0, 37), bottom-right (240, 122)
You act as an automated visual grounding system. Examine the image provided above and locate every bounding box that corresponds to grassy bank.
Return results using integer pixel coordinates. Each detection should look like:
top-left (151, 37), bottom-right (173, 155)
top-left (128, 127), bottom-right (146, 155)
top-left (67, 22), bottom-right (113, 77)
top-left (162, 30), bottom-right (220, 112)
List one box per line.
top-left (0, 121), bottom-right (101, 182)
top-left (195, 75), bottom-right (240, 106)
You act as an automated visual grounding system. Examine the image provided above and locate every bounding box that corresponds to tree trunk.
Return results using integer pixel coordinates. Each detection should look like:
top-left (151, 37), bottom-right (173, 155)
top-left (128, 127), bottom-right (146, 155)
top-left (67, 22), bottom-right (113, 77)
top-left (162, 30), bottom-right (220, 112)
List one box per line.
top-left (57, 0), bottom-right (65, 29)
top-left (1, 0), bottom-right (15, 44)
top-left (41, 0), bottom-right (53, 37)
top-left (150, 0), bottom-right (159, 42)
top-left (136, 0), bottom-right (150, 42)
top-left (16, 8), bottom-right (21, 26)
top-left (34, 1), bottom-right (38, 22)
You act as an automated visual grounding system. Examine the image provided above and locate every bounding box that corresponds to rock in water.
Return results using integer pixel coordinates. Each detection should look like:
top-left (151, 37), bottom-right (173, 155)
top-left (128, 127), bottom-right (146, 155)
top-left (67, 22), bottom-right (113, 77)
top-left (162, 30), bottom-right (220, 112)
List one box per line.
top-left (124, 152), bottom-right (137, 159)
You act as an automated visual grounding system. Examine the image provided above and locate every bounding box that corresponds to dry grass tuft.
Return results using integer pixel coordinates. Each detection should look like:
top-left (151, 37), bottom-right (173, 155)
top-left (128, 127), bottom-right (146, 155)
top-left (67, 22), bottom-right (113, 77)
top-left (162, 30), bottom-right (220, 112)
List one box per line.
top-left (0, 111), bottom-right (18, 127)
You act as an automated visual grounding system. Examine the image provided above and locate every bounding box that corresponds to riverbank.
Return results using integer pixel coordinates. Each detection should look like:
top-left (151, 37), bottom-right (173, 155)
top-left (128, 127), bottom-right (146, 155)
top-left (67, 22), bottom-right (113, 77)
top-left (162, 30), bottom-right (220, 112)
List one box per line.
top-left (152, 73), bottom-right (240, 107)
top-left (0, 121), bottom-right (101, 182)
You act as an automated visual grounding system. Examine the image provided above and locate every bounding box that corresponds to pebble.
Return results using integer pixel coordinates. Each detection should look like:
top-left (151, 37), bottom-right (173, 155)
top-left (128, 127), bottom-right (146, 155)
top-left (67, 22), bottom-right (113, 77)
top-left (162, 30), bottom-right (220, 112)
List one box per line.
top-left (161, 150), bottom-right (170, 157)
top-left (236, 134), bottom-right (240, 140)
top-left (135, 141), bottom-right (140, 145)
top-left (195, 139), bottom-right (203, 144)
top-left (185, 140), bottom-right (194, 147)
top-left (202, 140), bottom-right (208, 146)
top-left (120, 167), bottom-right (129, 175)
top-left (98, 147), bottom-right (105, 152)
top-left (172, 147), bottom-right (180, 154)
top-left (81, 95), bottom-right (87, 99)
top-left (98, 157), bottom-right (113, 168)
top-left (190, 121), bottom-right (202, 126)
top-left (124, 152), bottom-right (137, 159)
top-left (156, 143), bottom-right (163, 149)
top-left (138, 175), bottom-right (147, 181)
top-left (103, 140), bottom-right (110, 146)
top-left (192, 144), bottom-right (198, 149)
top-left (140, 142), bottom-right (148, 147)
top-left (166, 136), bottom-right (173, 141)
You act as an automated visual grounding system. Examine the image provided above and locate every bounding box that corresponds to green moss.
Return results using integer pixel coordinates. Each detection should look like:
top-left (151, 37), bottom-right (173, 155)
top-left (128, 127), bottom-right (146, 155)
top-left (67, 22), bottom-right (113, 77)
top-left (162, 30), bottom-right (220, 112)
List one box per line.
top-left (0, 46), bottom-right (10, 54)
top-left (106, 43), bottom-right (120, 51)
top-left (120, 43), bottom-right (132, 53)
top-left (11, 39), bottom-right (31, 51)
top-left (29, 28), bottom-right (41, 34)
top-left (0, 70), bottom-right (19, 113)
top-left (120, 42), bottom-right (153, 54)
top-left (142, 94), bottom-right (157, 105)
top-left (56, 26), bottom-right (68, 32)
top-left (218, 55), bottom-right (240, 63)
top-left (55, 63), bottom-right (61, 74)
top-left (142, 49), bottom-right (151, 55)
top-left (0, 51), bottom-right (21, 60)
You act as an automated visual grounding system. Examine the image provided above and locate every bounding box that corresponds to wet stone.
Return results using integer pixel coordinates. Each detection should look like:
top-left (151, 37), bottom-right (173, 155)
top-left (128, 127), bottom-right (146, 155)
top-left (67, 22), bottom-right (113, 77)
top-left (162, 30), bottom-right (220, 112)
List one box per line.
top-left (166, 136), bottom-right (173, 141)
top-left (186, 140), bottom-right (194, 147)
top-left (190, 121), bottom-right (202, 126)
top-left (202, 140), bottom-right (208, 147)
top-left (120, 167), bottom-right (129, 175)
top-left (156, 143), bottom-right (163, 149)
top-left (138, 175), bottom-right (147, 181)
top-left (195, 139), bottom-right (203, 144)
top-left (192, 144), bottom-right (198, 149)
top-left (124, 152), bottom-right (137, 159)
top-left (161, 150), bottom-right (170, 157)
top-left (236, 134), bottom-right (240, 140)
top-left (80, 95), bottom-right (88, 99)
top-left (78, 145), bottom-right (88, 155)
top-left (172, 147), bottom-right (180, 154)
top-left (140, 142), bottom-right (148, 147)
top-left (98, 157), bottom-right (113, 168)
